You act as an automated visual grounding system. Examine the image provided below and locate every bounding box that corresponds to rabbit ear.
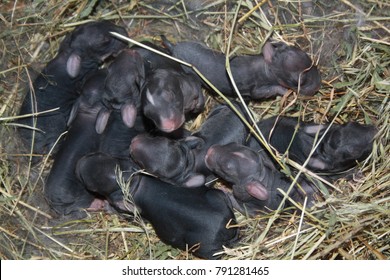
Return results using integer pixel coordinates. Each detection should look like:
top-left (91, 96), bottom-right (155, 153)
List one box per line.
top-left (183, 173), bottom-right (206, 188)
top-left (67, 100), bottom-right (80, 127)
top-left (303, 124), bottom-right (326, 135)
top-left (121, 103), bottom-right (137, 128)
top-left (307, 157), bottom-right (328, 171)
top-left (66, 52), bottom-right (81, 78)
top-left (245, 180), bottom-right (269, 201)
top-left (95, 108), bottom-right (111, 134)
top-left (262, 41), bottom-right (275, 64)
top-left (145, 88), bottom-right (156, 106)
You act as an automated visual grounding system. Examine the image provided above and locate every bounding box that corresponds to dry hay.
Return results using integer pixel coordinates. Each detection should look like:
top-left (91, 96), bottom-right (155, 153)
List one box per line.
top-left (0, 0), bottom-right (389, 260)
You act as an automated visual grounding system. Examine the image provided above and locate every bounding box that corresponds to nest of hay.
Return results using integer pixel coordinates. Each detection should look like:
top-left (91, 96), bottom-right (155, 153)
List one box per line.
top-left (0, 0), bottom-right (389, 260)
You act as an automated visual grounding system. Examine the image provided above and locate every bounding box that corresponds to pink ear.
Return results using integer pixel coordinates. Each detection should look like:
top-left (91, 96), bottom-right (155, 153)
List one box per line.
top-left (67, 101), bottom-right (80, 126)
top-left (183, 174), bottom-right (206, 188)
top-left (95, 109), bottom-right (111, 134)
top-left (245, 181), bottom-right (269, 200)
top-left (262, 42), bottom-right (274, 64)
top-left (121, 103), bottom-right (137, 128)
top-left (307, 157), bottom-right (327, 170)
top-left (146, 89), bottom-right (156, 106)
top-left (303, 124), bottom-right (326, 135)
top-left (66, 53), bottom-right (81, 78)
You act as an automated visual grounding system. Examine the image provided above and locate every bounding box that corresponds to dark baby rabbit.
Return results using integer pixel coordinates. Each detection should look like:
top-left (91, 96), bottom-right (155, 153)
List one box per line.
top-left (130, 102), bottom-right (250, 187)
top-left (205, 142), bottom-right (318, 216)
top-left (132, 41), bottom-right (204, 133)
top-left (18, 21), bottom-right (127, 158)
top-left (76, 152), bottom-right (239, 259)
top-left (45, 49), bottom-right (145, 216)
top-left (163, 38), bottom-right (321, 98)
top-left (255, 116), bottom-right (377, 173)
